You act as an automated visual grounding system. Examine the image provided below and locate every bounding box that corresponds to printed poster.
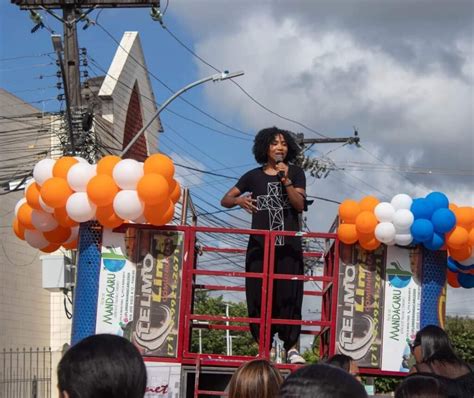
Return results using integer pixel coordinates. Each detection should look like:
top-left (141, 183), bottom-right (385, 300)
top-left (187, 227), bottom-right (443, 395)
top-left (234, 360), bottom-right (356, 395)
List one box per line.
top-left (132, 229), bottom-right (185, 357)
top-left (95, 229), bottom-right (136, 336)
top-left (145, 362), bottom-right (181, 397)
top-left (381, 245), bottom-right (422, 372)
top-left (335, 243), bottom-right (385, 368)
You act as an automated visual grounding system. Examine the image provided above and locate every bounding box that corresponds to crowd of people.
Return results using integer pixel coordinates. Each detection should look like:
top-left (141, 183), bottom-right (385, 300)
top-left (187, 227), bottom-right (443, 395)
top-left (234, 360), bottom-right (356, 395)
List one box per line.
top-left (59, 325), bottom-right (472, 398)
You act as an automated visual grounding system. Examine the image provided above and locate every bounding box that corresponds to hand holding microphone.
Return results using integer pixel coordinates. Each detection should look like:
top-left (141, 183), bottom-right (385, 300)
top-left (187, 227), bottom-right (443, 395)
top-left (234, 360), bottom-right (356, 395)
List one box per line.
top-left (275, 155), bottom-right (287, 180)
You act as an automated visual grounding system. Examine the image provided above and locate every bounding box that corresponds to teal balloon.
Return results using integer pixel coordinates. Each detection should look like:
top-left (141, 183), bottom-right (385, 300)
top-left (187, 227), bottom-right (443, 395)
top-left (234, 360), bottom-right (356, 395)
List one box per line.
top-left (411, 198), bottom-right (435, 220)
top-left (458, 273), bottom-right (474, 289)
top-left (431, 208), bottom-right (456, 234)
top-left (411, 219), bottom-right (434, 242)
top-left (426, 191), bottom-right (449, 210)
top-left (447, 257), bottom-right (459, 273)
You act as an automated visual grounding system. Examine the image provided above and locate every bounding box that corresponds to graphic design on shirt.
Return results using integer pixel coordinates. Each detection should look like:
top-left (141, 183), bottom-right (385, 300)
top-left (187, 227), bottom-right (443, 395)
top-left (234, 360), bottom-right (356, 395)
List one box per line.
top-left (257, 182), bottom-right (290, 246)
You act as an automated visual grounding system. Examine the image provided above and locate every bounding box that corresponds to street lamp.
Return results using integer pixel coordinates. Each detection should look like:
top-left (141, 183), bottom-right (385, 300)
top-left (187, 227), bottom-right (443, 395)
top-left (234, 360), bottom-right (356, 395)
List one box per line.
top-left (121, 70), bottom-right (245, 157)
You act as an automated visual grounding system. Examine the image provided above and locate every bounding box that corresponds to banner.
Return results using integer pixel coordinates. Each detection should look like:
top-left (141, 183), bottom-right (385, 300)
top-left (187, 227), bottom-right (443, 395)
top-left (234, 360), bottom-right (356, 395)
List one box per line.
top-left (96, 229), bottom-right (136, 336)
top-left (145, 362), bottom-right (181, 397)
top-left (335, 244), bottom-right (385, 368)
top-left (132, 229), bottom-right (185, 357)
top-left (381, 245), bottom-right (422, 372)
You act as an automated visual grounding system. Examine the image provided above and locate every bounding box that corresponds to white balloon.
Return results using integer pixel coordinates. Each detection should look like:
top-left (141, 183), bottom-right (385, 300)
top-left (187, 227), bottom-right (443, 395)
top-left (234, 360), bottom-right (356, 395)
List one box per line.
top-left (386, 239), bottom-right (397, 246)
top-left (374, 202), bottom-right (395, 222)
top-left (38, 196), bottom-right (54, 213)
top-left (392, 209), bottom-right (415, 233)
top-left (391, 193), bottom-right (413, 210)
top-left (132, 213), bottom-right (147, 224)
top-left (113, 190), bottom-right (144, 221)
top-left (24, 229), bottom-right (49, 249)
top-left (458, 253), bottom-right (474, 266)
top-left (395, 233), bottom-right (414, 246)
top-left (67, 163), bottom-right (96, 192)
top-left (33, 158), bottom-right (55, 186)
top-left (31, 210), bottom-right (58, 232)
top-left (375, 222), bottom-right (396, 244)
top-left (74, 156), bottom-right (88, 164)
top-left (112, 159), bottom-right (143, 190)
top-left (14, 198), bottom-right (27, 216)
top-left (66, 192), bottom-right (97, 223)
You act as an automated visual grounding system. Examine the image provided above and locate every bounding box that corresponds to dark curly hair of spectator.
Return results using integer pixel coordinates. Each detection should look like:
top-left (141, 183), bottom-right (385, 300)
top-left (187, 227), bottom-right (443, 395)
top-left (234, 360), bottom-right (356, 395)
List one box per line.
top-left (252, 127), bottom-right (300, 164)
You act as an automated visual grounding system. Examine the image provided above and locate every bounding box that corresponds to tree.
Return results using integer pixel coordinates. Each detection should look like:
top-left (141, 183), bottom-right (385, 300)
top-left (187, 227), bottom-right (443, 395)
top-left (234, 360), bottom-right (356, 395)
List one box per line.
top-left (190, 291), bottom-right (259, 356)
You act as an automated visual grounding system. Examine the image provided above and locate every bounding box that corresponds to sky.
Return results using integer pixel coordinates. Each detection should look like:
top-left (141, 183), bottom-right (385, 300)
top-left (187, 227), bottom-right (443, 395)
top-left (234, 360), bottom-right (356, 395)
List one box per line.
top-left (1, 0), bottom-right (473, 319)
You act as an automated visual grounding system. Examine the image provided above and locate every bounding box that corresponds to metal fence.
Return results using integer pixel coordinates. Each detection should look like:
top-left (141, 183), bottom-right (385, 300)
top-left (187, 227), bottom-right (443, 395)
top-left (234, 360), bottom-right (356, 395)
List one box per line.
top-left (0, 347), bottom-right (52, 398)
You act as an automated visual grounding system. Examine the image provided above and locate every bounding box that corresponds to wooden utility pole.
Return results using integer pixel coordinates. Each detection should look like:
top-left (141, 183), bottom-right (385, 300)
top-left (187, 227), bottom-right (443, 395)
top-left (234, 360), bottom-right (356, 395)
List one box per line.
top-left (12, 0), bottom-right (159, 155)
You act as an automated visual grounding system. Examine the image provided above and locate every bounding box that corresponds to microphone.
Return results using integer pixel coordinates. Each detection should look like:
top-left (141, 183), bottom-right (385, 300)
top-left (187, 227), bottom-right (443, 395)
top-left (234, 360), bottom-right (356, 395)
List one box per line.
top-left (275, 155), bottom-right (285, 180)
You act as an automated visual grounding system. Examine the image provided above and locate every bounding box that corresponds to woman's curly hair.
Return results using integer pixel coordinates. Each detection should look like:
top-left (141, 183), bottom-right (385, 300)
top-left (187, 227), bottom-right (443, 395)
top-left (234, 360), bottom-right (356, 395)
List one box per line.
top-left (252, 127), bottom-right (300, 164)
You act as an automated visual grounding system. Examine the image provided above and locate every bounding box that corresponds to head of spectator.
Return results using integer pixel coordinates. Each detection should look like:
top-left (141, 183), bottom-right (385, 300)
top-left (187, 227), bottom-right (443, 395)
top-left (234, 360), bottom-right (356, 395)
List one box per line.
top-left (279, 363), bottom-right (367, 398)
top-left (326, 354), bottom-right (360, 380)
top-left (228, 359), bottom-right (283, 398)
top-left (411, 325), bottom-right (465, 367)
top-left (395, 374), bottom-right (448, 398)
top-left (57, 334), bottom-right (147, 398)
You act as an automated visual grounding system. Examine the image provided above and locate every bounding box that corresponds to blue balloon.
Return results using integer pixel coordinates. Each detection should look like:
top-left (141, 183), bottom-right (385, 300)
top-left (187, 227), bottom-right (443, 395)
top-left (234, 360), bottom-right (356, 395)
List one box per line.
top-left (447, 257), bottom-right (461, 273)
top-left (411, 198), bottom-right (435, 220)
top-left (458, 273), bottom-right (474, 289)
top-left (431, 208), bottom-right (456, 234)
top-left (411, 219), bottom-right (434, 242)
top-left (423, 232), bottom-right (445, 251)
top-left (426, 191), bottom-right (449, 210)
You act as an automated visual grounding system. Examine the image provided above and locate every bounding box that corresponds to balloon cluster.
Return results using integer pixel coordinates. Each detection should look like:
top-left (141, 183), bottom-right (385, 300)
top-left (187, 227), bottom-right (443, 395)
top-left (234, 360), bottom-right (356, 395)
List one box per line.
top-left (337, 192), bottom-right (474, 288)
top-left (12, 154), bottom-right (181, 252)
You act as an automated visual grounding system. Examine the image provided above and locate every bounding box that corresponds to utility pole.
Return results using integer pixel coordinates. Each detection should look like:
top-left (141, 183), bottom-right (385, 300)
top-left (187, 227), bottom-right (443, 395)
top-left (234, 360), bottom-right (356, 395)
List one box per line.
top-left (12, 0), bottom-right (160, 157)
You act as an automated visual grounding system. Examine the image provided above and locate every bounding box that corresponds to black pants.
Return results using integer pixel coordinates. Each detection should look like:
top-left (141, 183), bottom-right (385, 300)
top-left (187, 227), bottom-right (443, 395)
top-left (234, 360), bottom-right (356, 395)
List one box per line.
top-left (245, 241), bottom-right (304, 351)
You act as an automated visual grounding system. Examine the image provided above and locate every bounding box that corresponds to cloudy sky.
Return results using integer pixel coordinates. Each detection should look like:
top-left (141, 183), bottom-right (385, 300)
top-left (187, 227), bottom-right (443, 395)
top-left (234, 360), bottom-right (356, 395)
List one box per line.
top-left (1, 1), bottom-right (472, 316)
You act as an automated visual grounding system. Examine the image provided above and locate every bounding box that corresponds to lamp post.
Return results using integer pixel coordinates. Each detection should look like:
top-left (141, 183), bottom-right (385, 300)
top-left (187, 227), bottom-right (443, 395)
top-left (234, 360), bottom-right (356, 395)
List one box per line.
top-left (121, 70), bottom-right (245, 157)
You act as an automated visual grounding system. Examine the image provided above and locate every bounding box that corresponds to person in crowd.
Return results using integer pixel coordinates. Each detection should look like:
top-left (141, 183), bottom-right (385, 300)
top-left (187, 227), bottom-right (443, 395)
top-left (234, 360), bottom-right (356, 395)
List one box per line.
top-left (57, 334), bottom-right (147, 398)
top-left (409, 324), bottom-right (474, 397)
top-left (395, 374), bottom-right (448, 398)
top-left (228, 359), bottom-right (283, 398)
top-left (279, 363), bottom-right (368, 398)
top-left (221, 127), bottom-right (307, 364)
top-left (326, 354), bottom-right (361, 381)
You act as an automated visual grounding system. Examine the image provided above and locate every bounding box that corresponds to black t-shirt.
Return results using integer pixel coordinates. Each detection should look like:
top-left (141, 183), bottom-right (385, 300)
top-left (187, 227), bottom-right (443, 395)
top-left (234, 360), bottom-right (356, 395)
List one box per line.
top-left (235, 165), bottom-right (306, 248)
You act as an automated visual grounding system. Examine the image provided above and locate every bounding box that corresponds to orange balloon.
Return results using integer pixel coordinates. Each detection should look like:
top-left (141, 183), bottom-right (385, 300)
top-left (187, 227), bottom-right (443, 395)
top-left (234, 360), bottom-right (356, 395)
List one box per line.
top-left (144, 199), bottom-right (175, 226)
top-left (448, 245), bottom-right (472, 262)
top-left (359, 238), bottom-right (381, 251)
top-left (446, 270), bottom-right (460, 288)
top-left (137, 173), bottom-right (169, 205)
top-left (87, 174), bottom-right (119, 207)
top-left (454, 207), bottom-right (474, 229)
top-left (40, 243), bottom-right (61, 253)
top-left (25, 182), bottom-right (42, 210)
top-left (40, 177), bottom-right (73, 208)
top-left (468, 228), bottom-right (474, 247)
top-left (338, 223), bottom-right (358, 244)
top-left (359, 196), bottom-right (380, 212)
top-left (44, 225), bottom-right (71, 244)
top-left (96, 155), bottom-right (121, 176)
top-left (17, 203), bottom-right (34, 229)
top-left (446, 226), bottom-right (469, 250)
top-left (339, 200), bottom-right (361, 224)
top-left (358, 231), bottom-right (376, 243)
top-left (62, 239), bottom-right (78, 250)
top-left (54, 207), bottom-right (79, 228)
top-left (355, 211), bottom-right (378, 235)
top-left (169, 179), bottom-right (181, 204)
top-left (96, 205), bottom-right (124, 229)
top-left (13, 218), bottom-right (26, 240)
top-left (52, 157), bottom-right (78, 179)
top-left (448, 203), bottom-right (458, 211)
top-left (144, 154), bottom-right (175, 181)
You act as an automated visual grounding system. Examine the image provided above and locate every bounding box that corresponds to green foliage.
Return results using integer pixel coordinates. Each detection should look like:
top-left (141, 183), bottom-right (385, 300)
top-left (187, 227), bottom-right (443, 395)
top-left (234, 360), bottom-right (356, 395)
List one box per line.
top-left (445, 316), bottom-right (474, 365)
top-left (302, 335), bottom-right (320, 363)
top-left (190, 291), bottom-right (259, 356)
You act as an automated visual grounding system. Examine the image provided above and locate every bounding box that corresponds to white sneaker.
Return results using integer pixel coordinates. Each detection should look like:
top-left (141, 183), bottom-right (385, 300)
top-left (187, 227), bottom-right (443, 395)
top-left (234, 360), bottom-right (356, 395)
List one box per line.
top-left (287, 349), bottom-right (306, 364)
